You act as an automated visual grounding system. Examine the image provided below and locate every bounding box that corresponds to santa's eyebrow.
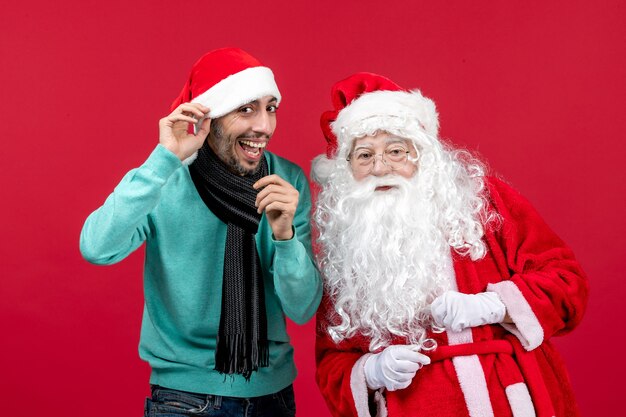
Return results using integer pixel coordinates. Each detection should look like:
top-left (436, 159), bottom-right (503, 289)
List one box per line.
top-left (353, 143), bottom-right (375, 151)
top-left (384, 136), bottom-right (410, 144)
top-left (354, 140), bottom-right (406, 150)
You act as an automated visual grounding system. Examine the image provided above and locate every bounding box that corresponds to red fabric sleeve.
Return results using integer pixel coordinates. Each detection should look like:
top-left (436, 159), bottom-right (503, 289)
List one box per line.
top-left (486, 176), bottom-right (589, 347)
top-left (315, 296), bottom-right (367, 417)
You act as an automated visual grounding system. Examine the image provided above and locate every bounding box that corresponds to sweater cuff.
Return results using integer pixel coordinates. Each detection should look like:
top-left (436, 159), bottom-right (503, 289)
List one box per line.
top-left (142, 144), bottom-right (183, 181)
top-left (487, 281), bottom-right (544, 350)
top-left (272, 227), bottom-right (309, 277)
top-left (271, 226), bottom-right (298, 248)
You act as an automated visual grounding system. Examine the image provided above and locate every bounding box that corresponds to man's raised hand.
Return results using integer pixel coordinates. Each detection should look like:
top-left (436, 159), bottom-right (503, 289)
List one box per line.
top-left (253, 175), bottom-right (299, 241)
top-left (159, 103), bottom-right (211, 161)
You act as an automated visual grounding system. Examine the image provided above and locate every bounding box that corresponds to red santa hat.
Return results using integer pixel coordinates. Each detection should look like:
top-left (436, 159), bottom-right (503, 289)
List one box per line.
top-left (171, 47), bottom-right (281, 116)
top-left (171, 47), bottom-right (281, 164)
top-left (312, 72), bottom-right (439, 183)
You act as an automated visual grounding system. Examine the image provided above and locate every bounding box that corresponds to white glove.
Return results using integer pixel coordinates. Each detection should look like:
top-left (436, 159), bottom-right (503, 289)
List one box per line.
top-left (431, 291), bottom-right (506, 332)
top-left (364, 345), bottom-right (431, 391)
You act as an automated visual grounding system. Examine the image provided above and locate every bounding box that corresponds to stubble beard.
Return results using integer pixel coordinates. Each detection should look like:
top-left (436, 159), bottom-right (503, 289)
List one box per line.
top-left (210, 121), bottom-right (264, 176)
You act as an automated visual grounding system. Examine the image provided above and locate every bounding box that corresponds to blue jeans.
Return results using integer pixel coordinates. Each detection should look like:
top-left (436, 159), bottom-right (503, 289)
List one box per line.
top-left (144, 384), bottom-right (296, 417)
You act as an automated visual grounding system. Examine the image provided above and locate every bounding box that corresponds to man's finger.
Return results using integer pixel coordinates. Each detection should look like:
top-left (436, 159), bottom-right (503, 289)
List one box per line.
top-left (177, 102), bottom-right (209, 117)
top-left (195, 117), bottom-right (212, 138)
top-left (255, 184), bottom-right (294, 204)
top-left (256, 197), bottom-right (294, 214)
top-left (166, 114), bottom-right (200, 125)
top-left (253, 174), bottom-right (289, 190)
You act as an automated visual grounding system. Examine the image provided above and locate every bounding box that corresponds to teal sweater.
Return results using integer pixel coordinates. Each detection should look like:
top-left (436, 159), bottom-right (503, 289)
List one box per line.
top-left (80, 145), bottom-right (322, 396)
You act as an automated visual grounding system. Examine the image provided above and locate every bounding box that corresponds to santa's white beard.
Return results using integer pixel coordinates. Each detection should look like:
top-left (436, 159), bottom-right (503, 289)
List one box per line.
top-left (316, 174), bottom-right (456, 351)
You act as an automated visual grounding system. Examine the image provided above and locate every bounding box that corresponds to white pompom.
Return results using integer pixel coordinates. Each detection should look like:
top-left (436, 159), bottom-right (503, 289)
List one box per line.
top-left (311, 154), bottom-right (335, 184)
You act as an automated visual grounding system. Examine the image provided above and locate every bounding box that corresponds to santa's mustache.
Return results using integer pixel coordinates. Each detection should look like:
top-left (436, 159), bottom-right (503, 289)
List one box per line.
top-left (345, 175), bottom-right (412, 199)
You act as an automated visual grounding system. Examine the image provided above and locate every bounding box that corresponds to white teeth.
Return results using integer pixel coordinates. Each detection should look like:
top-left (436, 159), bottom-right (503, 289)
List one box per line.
top-left (239, 140), bottom-right (266, 148)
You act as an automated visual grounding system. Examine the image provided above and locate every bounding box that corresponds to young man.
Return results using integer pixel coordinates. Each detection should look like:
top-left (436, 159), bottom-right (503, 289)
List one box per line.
top-left (312, 72), bottom-right (588, 417)
top-left (80, 48), bottom-right (322, 417)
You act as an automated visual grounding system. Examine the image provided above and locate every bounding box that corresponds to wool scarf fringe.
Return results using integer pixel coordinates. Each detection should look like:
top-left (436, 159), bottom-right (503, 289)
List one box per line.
top-left (215, 334), bottom-right (270, 381)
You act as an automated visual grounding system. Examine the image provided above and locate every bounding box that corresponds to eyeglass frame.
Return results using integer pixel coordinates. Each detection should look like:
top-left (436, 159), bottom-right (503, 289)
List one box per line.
top-left (346, 141), bottom-right (419, 174)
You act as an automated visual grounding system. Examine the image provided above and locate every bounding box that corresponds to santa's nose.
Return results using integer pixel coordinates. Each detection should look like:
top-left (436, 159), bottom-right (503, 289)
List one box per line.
top-left (370, 156), bottom-right (392, 176)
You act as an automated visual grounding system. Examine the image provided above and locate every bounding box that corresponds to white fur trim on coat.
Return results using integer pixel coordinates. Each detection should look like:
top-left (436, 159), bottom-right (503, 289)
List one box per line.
top-left (351, 354), bottom-right (388, 417)
top-left (506, 382), bottom-right (536, 417)
top-left (487, 281), bottom-right (544, 351)
top-left (448, 328), bottom-right (495, 417)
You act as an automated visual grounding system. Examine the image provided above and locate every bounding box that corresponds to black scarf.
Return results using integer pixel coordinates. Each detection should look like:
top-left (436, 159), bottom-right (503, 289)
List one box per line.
top-left (189, 141), bottom-right (269, 380)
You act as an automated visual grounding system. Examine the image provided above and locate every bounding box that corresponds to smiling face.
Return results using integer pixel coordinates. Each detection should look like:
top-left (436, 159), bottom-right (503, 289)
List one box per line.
top-left (208, 95), bottom-right (278, 176)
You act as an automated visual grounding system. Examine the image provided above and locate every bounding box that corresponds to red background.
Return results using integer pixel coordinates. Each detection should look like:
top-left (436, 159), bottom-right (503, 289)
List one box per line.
top-left (1, 1), bottom-right (624, 416)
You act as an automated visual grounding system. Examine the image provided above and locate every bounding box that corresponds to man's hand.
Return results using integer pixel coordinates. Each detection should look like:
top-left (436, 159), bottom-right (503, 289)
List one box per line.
top-left (364, 345), bottom-right (431, 391)
top-left (159, 103), bottom-right (211, 161)
top-left (253, 175), bottom-right (298, 240)
top-left (431, 291), bottom-right (507, 332)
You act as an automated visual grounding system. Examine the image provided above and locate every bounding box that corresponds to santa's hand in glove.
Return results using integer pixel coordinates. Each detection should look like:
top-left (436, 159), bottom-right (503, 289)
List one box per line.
top-left (431, 291), bottom-right (507, 332)
top-left (364, 345), bottom-right (431, 391)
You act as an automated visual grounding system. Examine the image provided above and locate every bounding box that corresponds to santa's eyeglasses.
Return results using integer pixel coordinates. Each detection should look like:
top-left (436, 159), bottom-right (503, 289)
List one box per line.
top-left (346, 145), bottom-right (415, 175)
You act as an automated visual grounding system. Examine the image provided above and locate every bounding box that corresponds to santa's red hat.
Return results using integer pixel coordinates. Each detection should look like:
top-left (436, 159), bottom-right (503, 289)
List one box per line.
top-left (171, 47), bottom-right (281, 164)
top-left (312, 72), bottom-right (439, 183)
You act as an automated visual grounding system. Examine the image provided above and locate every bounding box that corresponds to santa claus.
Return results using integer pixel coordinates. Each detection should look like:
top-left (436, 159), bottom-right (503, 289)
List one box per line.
top-left (312, 72), bottom-right (588, 417)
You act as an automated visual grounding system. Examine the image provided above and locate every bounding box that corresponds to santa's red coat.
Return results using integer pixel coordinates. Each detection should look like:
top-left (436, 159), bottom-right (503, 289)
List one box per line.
top-left (315, 177), bottom-right (589, 417)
